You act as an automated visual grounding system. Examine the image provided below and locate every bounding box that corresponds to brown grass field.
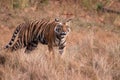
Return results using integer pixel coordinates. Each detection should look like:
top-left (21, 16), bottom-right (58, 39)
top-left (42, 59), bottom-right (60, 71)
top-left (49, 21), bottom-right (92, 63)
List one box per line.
top-left (0, 0), bottom-right (120, 80)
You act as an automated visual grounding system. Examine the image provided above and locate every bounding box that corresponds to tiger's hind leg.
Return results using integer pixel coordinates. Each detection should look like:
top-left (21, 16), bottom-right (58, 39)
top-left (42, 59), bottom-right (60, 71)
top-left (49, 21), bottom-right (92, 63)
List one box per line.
top-left (25, 39), bottom-right (38, 53)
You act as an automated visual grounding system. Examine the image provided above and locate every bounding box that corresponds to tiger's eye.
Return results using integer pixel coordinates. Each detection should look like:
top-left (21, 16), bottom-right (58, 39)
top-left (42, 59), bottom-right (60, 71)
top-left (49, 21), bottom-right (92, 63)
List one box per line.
top-left (57, 28), bottom-right (62, 32)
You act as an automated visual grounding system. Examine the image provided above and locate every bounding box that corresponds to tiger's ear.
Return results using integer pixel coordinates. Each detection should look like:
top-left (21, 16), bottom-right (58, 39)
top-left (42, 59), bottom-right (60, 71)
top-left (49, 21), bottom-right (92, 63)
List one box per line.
top-left (55, 18), bottom-right (59, 22)
top-left (65, 19), bottom-right (72, 26)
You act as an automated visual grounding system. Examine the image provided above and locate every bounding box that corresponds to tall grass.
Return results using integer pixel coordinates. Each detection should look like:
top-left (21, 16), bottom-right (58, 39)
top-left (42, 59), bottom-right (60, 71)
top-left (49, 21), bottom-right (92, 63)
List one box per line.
top-left (0, 27), bottom-right (120, 80)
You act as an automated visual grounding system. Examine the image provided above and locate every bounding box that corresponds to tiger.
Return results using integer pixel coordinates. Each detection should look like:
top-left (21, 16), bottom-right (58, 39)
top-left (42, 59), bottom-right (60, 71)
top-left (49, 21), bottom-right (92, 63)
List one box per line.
top-left (4, 18), bottom-right (71, 55)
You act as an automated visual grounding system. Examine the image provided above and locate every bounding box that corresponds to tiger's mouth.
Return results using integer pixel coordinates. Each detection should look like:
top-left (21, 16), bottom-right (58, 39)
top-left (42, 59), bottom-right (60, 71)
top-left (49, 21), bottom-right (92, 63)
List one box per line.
top-left (60, 28), bottom-right (71, 38)
top-left (60, 32), bottom-right (67, 35)
top-left (60, 32), bottom-right (67, 38)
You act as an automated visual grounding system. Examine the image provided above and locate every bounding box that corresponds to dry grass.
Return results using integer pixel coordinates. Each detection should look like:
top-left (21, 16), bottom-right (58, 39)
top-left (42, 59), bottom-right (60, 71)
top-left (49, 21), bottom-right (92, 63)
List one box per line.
top-left (0, 0), bottom-right (120, 80)
top-left (0, 27), bottom-right (120, 80)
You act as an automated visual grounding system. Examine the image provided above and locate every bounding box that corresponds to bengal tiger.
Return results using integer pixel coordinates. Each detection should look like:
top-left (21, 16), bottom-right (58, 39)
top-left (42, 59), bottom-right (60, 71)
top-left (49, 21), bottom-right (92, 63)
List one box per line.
top-left (4, 18), bottom-right (71, 54)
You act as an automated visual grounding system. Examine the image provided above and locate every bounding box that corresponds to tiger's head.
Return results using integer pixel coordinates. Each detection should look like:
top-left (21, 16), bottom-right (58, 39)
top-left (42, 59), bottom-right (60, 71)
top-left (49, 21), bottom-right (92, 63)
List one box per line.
top-left (54, 18), bottom-right (71, 38)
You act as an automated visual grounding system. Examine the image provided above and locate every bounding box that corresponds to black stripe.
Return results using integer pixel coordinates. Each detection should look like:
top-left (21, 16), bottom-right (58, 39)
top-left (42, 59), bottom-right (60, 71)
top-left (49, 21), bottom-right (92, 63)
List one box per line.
top-left (11, 38), bottom-right (14, 41)
top-left (59, 45), bottom-right (65, 49)
top-left (9, 42), bottom-right (12, 45)
top-left (5, 45), bottom-right (9, 48)
top-left (60, 40), bottom-right (66, 45)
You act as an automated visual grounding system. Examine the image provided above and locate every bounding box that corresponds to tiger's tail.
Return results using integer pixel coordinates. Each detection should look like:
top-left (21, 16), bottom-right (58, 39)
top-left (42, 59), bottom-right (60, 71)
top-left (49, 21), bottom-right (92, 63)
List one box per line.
top-left (4, 24), bottom-right (23, 49)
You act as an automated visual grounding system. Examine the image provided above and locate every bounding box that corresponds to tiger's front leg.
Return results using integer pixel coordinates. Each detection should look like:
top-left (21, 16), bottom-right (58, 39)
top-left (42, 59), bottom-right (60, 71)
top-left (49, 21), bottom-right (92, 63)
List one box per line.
top-left (48, 44), bottom-right (55, 60)
top-left (59, 44), bottom-right (65, 54)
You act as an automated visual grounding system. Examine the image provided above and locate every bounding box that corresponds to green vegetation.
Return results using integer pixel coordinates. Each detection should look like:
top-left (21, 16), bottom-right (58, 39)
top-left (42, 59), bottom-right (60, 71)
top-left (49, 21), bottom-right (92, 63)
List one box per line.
top-left (96, 2), bottom-right (103, 10)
